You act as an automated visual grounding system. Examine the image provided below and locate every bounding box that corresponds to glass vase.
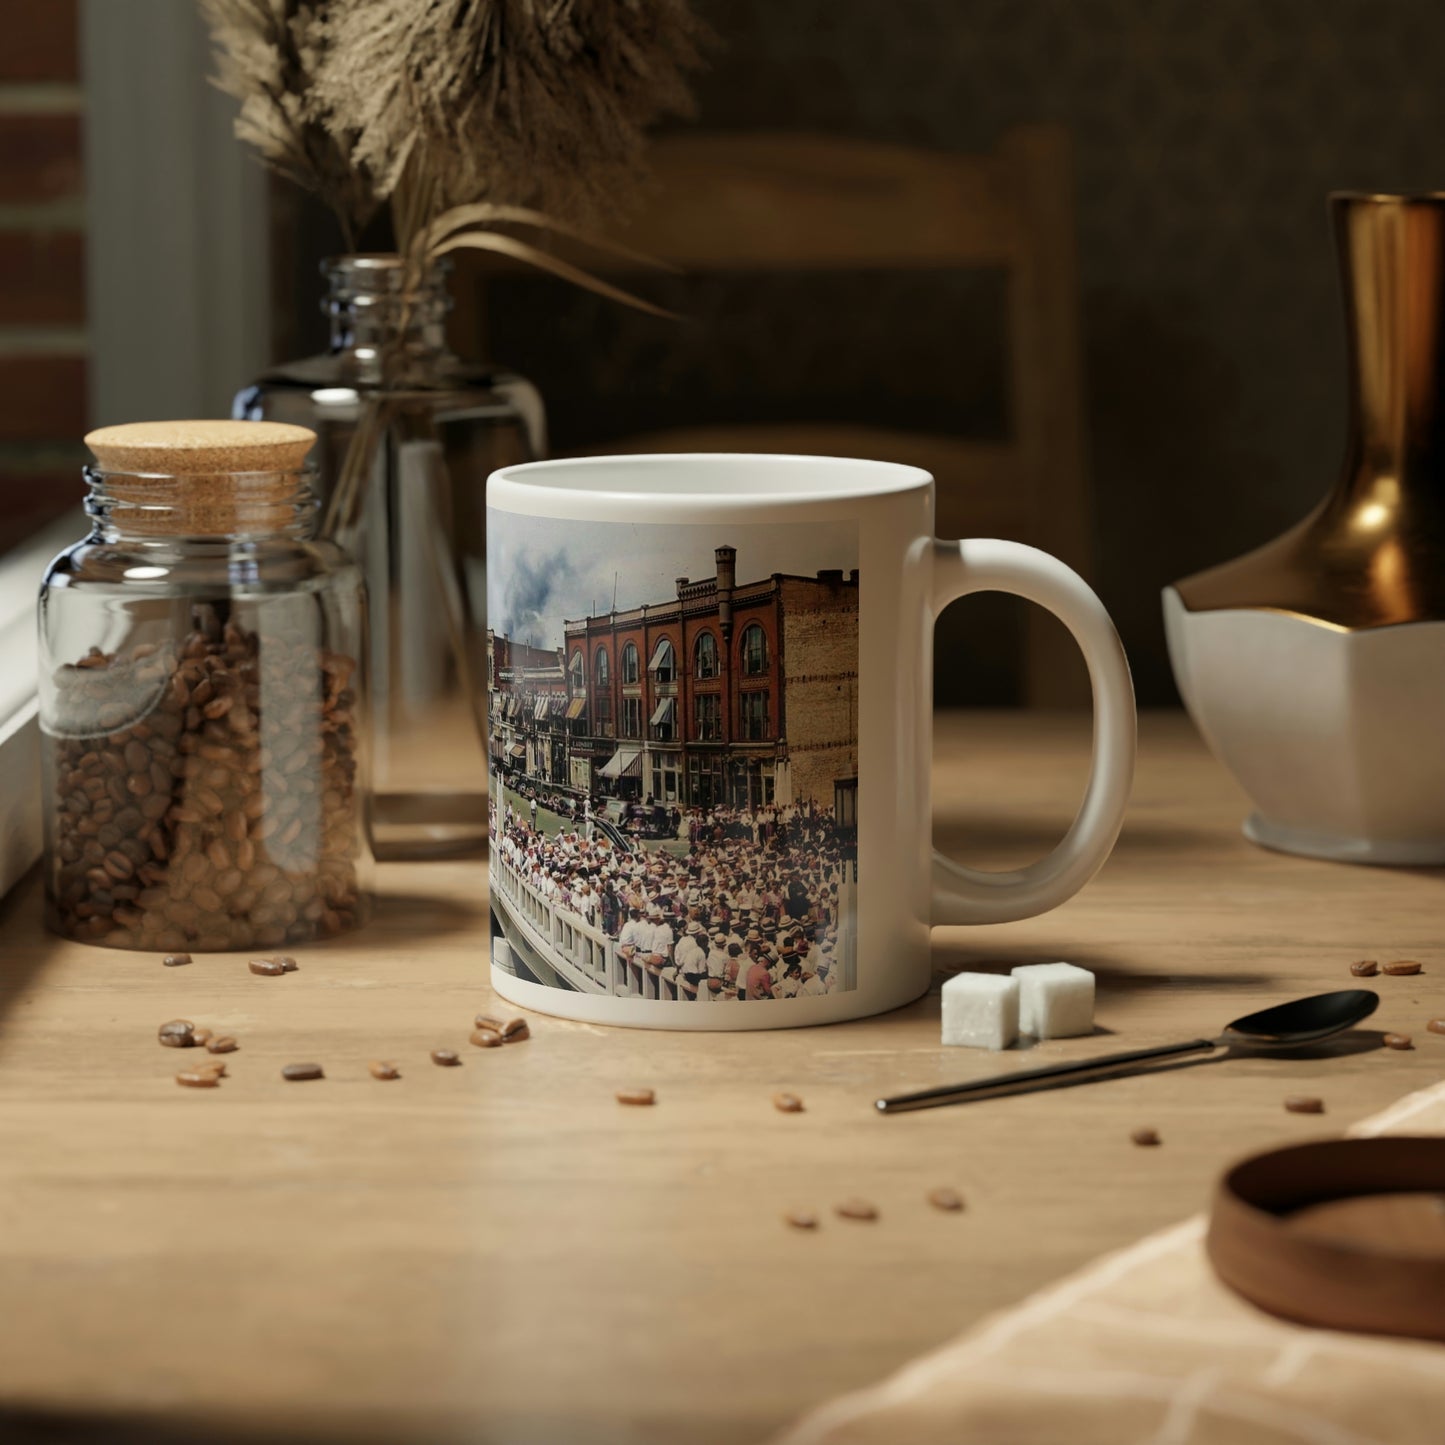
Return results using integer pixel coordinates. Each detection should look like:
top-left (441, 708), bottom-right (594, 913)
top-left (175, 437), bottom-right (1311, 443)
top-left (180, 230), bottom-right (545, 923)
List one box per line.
top-left (235, 254), bottom-right (545, 858)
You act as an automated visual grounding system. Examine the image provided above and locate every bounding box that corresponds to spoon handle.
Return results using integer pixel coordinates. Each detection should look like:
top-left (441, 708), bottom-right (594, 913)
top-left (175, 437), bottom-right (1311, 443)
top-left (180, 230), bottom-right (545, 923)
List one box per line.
top-left (875, 1037), bottom-right (1218, 1114)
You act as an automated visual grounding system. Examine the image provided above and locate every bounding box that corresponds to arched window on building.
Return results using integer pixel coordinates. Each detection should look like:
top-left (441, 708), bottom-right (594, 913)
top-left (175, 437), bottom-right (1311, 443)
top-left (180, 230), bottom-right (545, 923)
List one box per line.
top-left (621, 641), bottom-right (640, 683)
top-left (741, 623), bottom-right (768, 676)
top-left (594, 647), bottom-right (610, 686)
top-left (694, 631), bottom-right (718, 679)
top-left (648, 637), bottom-right (676, 684)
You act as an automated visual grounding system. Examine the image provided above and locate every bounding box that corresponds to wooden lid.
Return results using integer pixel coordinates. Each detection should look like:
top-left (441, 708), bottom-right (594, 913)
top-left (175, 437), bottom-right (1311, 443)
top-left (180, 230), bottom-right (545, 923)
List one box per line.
top-left (82, 421), bottom-right (317, 537)
top-left (1207, 1136), bottom-right (1445, 1342)
top-left (84, 420), bottom-right (315, 474)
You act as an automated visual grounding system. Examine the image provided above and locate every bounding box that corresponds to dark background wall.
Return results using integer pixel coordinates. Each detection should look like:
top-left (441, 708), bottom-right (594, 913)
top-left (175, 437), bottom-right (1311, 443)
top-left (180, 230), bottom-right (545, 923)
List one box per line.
top-left (286, 0), bottom-right (1445, 705)
top-left (690, 0), bottom-right (1445, 705)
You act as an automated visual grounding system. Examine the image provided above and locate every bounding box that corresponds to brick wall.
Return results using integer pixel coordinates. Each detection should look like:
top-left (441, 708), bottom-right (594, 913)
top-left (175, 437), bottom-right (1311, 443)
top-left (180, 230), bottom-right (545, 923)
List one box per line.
top-left (779, 576), bottom-right (858, 807)
top-left (0, 0), bottom-right (85, 551)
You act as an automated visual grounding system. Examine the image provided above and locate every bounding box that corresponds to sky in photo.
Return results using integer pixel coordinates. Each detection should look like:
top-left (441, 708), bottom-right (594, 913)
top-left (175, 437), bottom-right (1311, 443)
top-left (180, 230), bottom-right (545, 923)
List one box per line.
top-left (487, 512), bottom-right (859, 651)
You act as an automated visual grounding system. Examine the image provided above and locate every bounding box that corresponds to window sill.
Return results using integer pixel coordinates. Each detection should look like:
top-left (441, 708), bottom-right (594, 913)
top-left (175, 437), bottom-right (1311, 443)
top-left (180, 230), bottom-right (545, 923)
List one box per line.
top-left (0, 514), bottom-right (82, 900)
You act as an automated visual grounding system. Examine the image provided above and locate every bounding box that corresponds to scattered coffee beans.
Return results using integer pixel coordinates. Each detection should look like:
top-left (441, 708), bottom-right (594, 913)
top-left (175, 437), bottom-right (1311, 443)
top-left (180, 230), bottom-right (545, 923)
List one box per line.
top-left (163, 952), bottom-right (192, 967)
top-left (616, 1088), bottom-right (655, 1106)
top-left (927, 1187), bottom-right (965, 1212)
top-left (835, 1199), bottom-right (879, 1221)
top-left (45, 611), bottom-right (363, 952)
top-left (431, 1049), bottom-right (461, 1067)
top-left (772, 1092), bottom-right (804, 1113)
top-left (206, 1035), bottom-right (237, 1054)
top-left (784, 1210), bottom-right (818, 1230)
top-left (1349, 960), bottom-right (1379, 977)
top-left (1428, 1019), bottom-right (1445, 1036)
top-left (1130, 1127), bottom-right (1161, 1147)
top-left (1383, 961), bottom-right (1423, 976)
top-left (1284, 1096), bottom-right (1325, 1114)
top-left (469, 1029), bottom-right (502, 1049)
top-left (474, 1014), bottom-right (504, 1032)
top-left (175, 1069), bottom-right (220, 1088)
top-left (281, 1062), bottom-right (324, 1080)
top-left (1384, 1033), bottom-right (1414, 1050)
top-left (369, 1060), bottom-right (400, 1080)
top-left (158, 1018), bottom-right (195, 1048)
top-left (500, 1018), bottom-right (529, 1042)
top-left (249, 958), bottom-right (286, 976)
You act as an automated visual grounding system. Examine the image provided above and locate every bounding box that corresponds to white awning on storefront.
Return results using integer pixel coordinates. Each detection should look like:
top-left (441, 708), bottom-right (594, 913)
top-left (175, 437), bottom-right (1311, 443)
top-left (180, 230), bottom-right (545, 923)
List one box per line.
top-left (533, 698), bottom-right (549, 720)
top-left (599, 747), bottom-right (643, 779)
top-left (507, 743), bottom-right (526, 759)
top-left (649, 696), bottom-right (675, 727)
top-left (565, 697), bottom-right (587, 720)
top-left (647, 637), bottom-right (672, 672)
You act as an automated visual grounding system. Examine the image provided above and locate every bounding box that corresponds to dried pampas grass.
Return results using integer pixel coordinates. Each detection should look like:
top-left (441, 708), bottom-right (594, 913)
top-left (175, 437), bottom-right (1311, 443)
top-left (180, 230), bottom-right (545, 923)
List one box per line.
top-left (200, 0), bottom-right (377, 247)
top-left (202, 0), bottom-right (710, 249)
top-left (316, 0), bottom-right (709, 245)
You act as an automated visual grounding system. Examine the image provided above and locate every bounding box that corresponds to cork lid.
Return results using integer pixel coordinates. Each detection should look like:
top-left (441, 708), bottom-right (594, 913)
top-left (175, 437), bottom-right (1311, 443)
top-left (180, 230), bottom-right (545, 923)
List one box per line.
top-left (82, 421), bottom-right (317, 537)
top-left (84, 420), bottom-right (316, 474)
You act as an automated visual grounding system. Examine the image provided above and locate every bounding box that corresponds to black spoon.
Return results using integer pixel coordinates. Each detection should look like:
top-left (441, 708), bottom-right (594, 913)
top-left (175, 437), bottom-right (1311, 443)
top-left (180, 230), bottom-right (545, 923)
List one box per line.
top-left (875, 989), bottom-right (1380, 1115)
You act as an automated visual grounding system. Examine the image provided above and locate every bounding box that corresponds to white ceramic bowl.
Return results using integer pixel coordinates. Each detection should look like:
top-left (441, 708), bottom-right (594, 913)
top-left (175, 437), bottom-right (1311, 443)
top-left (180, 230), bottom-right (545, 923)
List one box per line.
top-left (1164, 586), bottom-right (1445, 864)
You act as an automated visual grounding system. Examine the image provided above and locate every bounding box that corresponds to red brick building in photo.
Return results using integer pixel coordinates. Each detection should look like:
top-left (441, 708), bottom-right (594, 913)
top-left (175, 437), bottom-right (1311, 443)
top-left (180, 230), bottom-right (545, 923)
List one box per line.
top-left (559, 545), bottom-right (859, 814)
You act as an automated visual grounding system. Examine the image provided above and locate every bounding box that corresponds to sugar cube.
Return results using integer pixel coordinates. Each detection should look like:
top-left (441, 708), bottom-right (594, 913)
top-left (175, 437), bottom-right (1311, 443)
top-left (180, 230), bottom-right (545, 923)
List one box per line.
top-left (1012, 962), bottom-right (1095, 1039)
top-left (940, 972), bottom-right (1019, 1050)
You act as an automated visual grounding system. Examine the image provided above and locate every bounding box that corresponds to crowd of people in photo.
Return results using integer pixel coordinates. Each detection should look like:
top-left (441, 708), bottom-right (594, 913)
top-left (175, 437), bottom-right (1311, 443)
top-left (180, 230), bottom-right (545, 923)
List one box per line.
top-left (491, 788), bottom-right (856, 1000)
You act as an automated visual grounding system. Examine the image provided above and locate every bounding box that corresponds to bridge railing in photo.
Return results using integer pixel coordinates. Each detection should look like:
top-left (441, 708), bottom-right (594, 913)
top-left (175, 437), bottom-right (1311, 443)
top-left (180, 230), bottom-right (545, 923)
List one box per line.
top-left (491, 850), bottom-right (628, 995)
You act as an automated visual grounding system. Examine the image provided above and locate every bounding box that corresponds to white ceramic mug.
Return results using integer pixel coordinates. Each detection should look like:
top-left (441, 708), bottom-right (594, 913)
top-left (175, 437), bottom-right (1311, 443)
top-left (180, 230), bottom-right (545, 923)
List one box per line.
top-left (485, 454), bottom-right (1135, 1029)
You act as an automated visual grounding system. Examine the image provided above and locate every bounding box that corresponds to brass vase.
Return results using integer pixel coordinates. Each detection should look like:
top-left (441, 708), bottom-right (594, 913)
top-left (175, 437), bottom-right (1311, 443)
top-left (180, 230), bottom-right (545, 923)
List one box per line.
top-left (1165, 192), bottom-right (1445, 863)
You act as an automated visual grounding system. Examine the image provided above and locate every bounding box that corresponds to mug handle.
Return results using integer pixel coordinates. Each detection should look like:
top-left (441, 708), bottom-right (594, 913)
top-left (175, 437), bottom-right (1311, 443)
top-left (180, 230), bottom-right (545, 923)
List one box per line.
top-left (931, 538), bottom-right (1136, 925)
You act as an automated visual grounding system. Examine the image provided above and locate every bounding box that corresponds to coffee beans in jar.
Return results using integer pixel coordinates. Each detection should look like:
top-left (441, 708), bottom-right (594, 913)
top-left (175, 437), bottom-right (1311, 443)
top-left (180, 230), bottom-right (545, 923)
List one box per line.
top-left (39, 421), bottom-right (371, 952)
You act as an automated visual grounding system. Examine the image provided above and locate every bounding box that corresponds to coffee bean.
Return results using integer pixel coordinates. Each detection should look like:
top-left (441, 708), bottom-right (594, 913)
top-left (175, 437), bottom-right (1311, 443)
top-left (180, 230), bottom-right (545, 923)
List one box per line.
top-left (1284, 1096), bottom-right (1325, 1114)
top-left (275, 955), bottom-right (298, 972)
top-left (927, 1187), bottom-right (965, 1212)
top-left (783, 1210), bottom-right (818, 1230)
top-left (195, 1059), bottom-right (227, 1078)
top-left (1350, 959), bottom-right (1379, 977)
top-left (1428, 1019), bottom-right (1445, 1035)
top-left (206, 1035), bottom-right (238, 1054)
top-left (1383, 960), bottom-right (1423, 976)
top-left (162, 952), bottom-right (192, 967)
top-left (44, 624), bottom-right (364, 953)
top-left (175, 1070), bottom-right (220, 1088)
top-left (474, 1014), bottom-right (505, 1032)
top-left (470, 1029), bottom-right (502, 1048)
top-left (281, 1062), bottom-right (324, 1081)
top-left (834, 1199), bottom-right (878, 1221)
top-left (191, 1026), bottom-right (212, 1046)
top-left (158, 1019), bottom-right (195, 1048)
top-left (500, 1018), bottom-right (530, 1043)
top-left (248, 958), bottom-right (285, 976)
top-left (616, 1087), bottom-right (655, 1106)
top-left (431, 1049), bottom-right (461, 1067)
top-left (772, 1092), bottom-right (804, 1113)
top-left (369, 1061), bottom-right (400, 1080)
top-left (1130, 1127), bottom-right (1161, 1147)
top-left (1384, 1033), bottom-right (1414, 1050)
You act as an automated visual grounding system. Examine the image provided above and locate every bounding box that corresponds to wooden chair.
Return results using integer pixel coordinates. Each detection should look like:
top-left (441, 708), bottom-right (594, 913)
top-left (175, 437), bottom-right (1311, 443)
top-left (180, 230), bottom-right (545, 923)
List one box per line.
top-left (461, 126), bottom-right (1093, 705)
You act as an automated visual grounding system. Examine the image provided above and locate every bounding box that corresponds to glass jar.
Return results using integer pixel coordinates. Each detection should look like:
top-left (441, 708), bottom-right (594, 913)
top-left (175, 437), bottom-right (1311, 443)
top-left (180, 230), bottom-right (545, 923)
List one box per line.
top-left (235, 254), bottom-right (546, 859)
top-left (39, 420), bottom-right (371, 951)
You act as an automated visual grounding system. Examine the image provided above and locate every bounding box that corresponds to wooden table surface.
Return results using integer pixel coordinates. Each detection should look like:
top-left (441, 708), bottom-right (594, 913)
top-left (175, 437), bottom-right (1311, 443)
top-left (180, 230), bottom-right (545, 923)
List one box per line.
top-left (1, 711), bottom-right (1441, 1445)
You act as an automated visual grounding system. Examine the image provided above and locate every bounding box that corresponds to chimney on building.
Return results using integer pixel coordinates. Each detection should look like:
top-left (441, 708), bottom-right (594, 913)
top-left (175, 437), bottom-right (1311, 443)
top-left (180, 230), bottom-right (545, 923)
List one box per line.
top-left (715, 546), bottom-right (737, 639)
top-left (675, 576), bottom-right (689, 593)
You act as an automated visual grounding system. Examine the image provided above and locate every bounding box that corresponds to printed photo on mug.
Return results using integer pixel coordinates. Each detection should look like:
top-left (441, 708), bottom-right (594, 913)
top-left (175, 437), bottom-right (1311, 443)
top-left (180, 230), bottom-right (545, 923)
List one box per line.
top-left (486, 508), bottom-right (860, 1003)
